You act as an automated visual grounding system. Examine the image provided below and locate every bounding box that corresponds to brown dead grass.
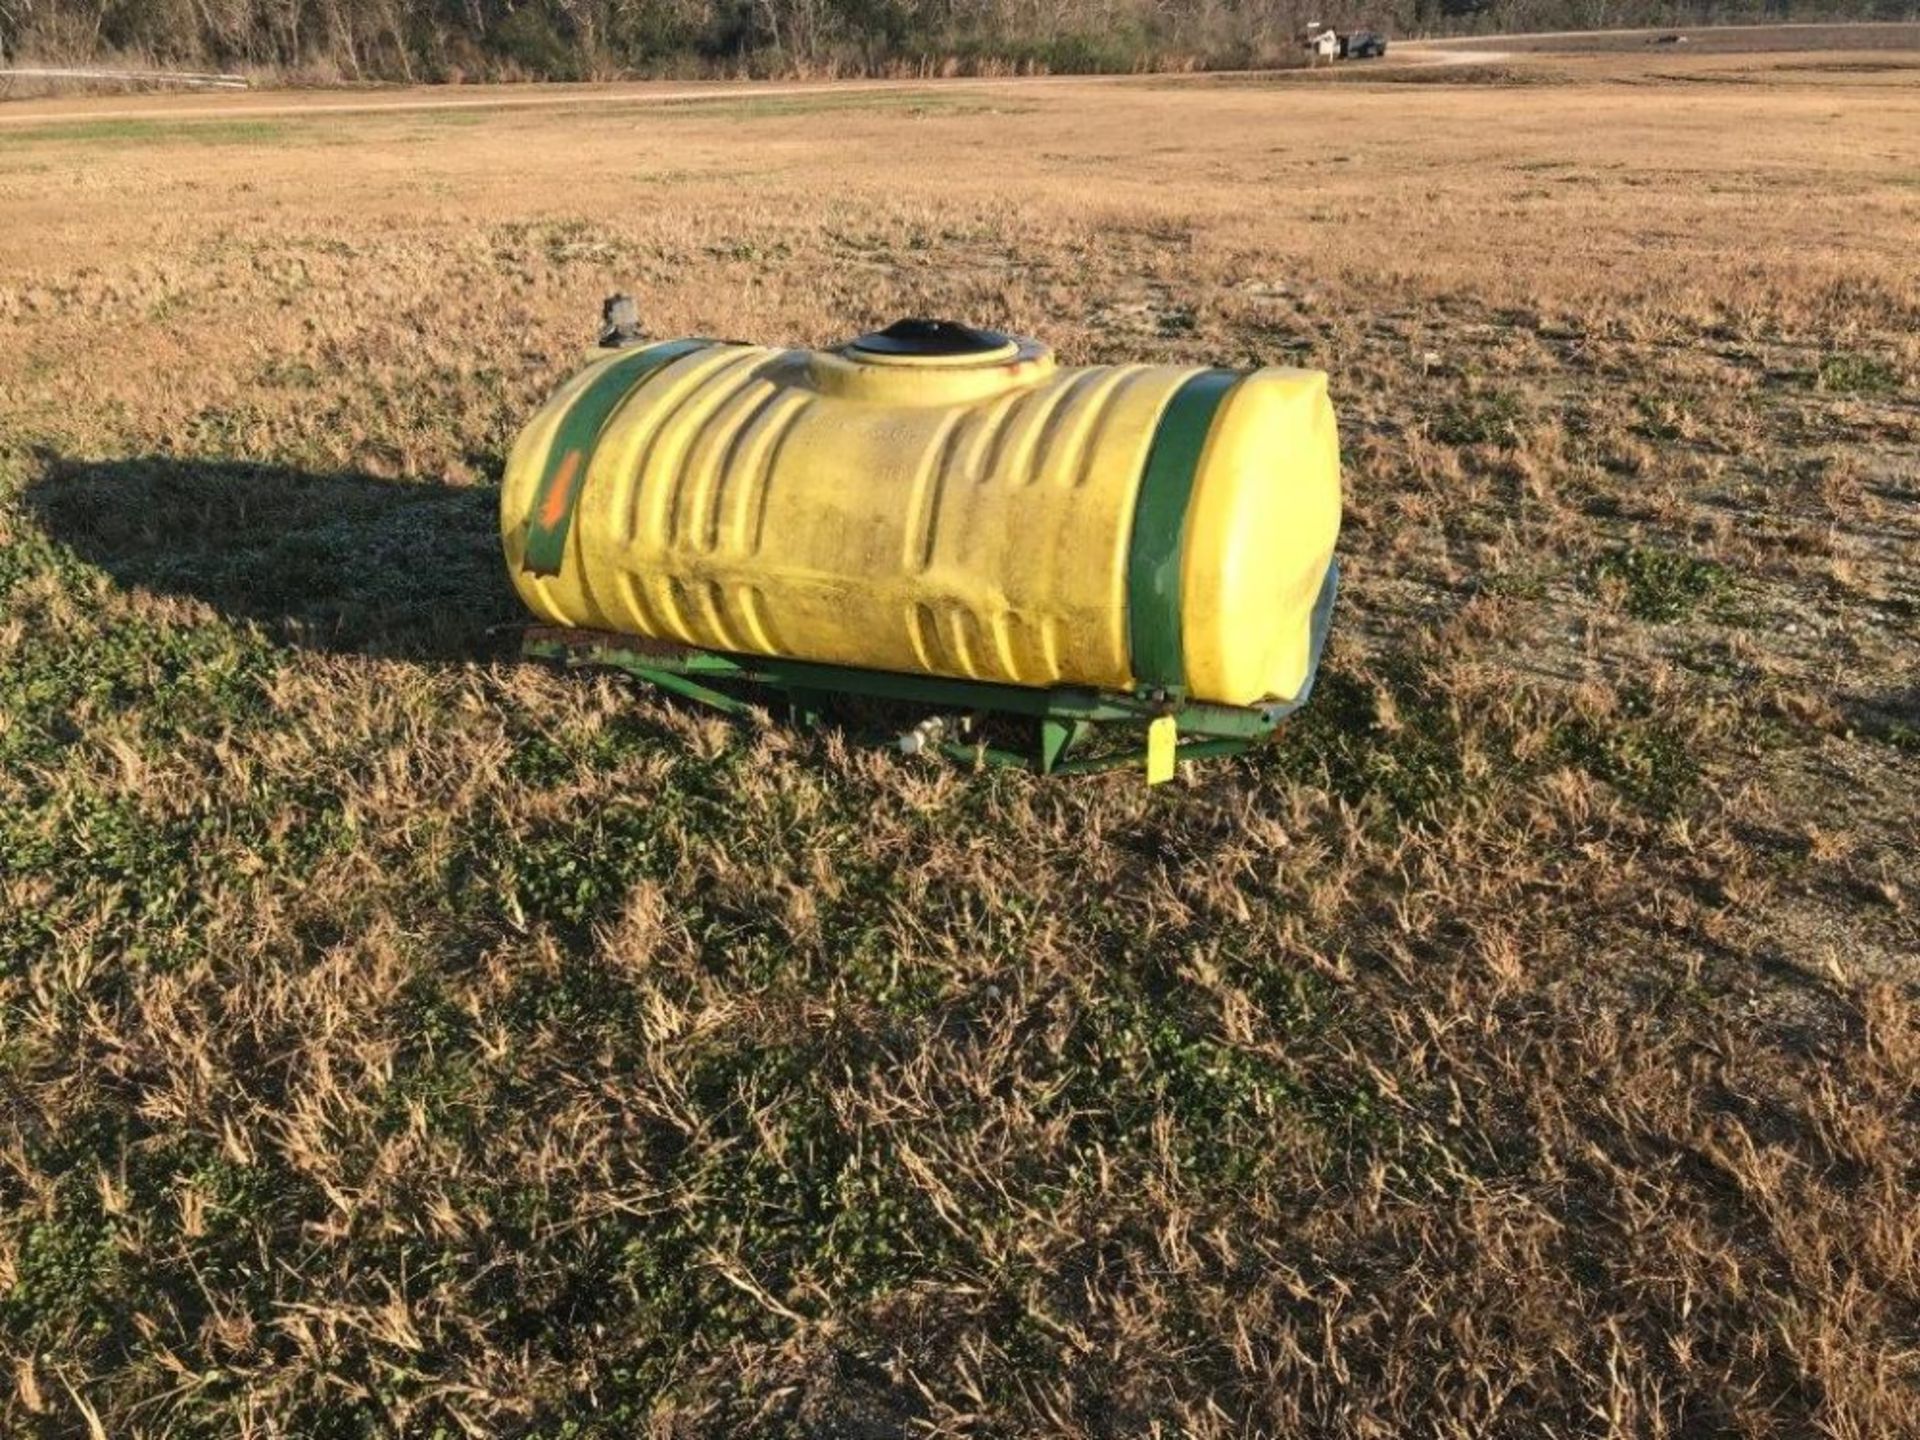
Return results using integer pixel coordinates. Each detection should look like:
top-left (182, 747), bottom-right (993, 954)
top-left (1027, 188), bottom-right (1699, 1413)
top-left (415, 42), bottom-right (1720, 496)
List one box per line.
top-left (0, 40), bottom-right (1917, 1440)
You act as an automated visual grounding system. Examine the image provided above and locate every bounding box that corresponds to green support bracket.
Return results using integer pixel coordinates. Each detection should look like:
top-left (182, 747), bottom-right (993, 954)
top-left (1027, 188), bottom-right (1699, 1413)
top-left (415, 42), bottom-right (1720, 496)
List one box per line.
top-left (1038, 718), bottom-right (1087, 774)
top-left (521, 628), bottom-right (1284, 777)
top-left (517, 557), bottom-right (1338, 779)
top-left (618, 661), bottom-right (757, 717)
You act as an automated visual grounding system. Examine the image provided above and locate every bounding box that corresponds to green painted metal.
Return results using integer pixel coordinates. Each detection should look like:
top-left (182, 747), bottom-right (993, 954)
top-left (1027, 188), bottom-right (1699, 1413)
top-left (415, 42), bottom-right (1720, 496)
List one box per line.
top-left (1124, 368), bottom-right (1239, 694)
top-left (1036, 718), bottom-right (1098, 771)
top-left (1038, 718), bottom-right (1085, 774)
top-left (522, 630), bottom-right (1287, 774)
top-left (530, 637), bottom-right (1270, 727)
top-left (520, 339), bottom-right (710, 577)
top-left (624, 663), bottom-right (757, 716)
top-left (519, 557), bottom-right (1338, 776)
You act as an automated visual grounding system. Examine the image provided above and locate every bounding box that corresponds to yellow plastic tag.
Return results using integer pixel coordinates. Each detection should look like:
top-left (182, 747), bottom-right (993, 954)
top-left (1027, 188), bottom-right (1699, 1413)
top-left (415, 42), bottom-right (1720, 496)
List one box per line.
top-left (1146, 716), bottom-right (1177, 785)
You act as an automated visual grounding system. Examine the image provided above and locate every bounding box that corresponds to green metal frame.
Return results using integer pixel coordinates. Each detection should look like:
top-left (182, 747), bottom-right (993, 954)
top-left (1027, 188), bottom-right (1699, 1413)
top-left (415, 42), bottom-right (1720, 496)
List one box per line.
top-left (523, 626), bottom-right (1280, 773)
top-left (518, 562), bottom-right (1338, 777)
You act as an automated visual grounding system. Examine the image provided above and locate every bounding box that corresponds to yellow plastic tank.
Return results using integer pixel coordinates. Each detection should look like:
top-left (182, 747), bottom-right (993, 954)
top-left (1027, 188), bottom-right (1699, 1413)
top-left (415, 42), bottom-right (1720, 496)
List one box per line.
top-left (501, 319), bottom-right (1340, 708)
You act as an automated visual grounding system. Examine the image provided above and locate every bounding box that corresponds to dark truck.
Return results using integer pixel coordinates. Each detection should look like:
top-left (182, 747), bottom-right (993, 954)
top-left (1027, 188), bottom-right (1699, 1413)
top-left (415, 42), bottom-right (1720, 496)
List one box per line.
top-left (1339, 30), bottom-right (1388, 59)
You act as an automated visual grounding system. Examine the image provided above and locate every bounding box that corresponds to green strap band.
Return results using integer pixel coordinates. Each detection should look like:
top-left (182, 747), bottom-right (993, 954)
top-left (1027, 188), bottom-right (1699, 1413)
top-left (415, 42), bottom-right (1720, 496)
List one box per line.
top-left (1126, 369), bottom-right (1238, 693)
top-left (521, 339), bottom-right (710, 577)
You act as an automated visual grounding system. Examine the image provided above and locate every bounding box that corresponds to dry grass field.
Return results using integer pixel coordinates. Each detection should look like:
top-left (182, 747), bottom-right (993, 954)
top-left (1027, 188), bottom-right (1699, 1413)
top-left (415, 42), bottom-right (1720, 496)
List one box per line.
top-left (2, 30), bottom-right (1918, 1439)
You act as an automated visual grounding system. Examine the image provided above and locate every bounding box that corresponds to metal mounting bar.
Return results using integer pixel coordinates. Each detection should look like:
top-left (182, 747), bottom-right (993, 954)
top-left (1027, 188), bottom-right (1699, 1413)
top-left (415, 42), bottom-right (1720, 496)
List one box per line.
top-left (517, 555), bottom-right (1338, 778)
top-left (520, 629), bottom-right (1292, 776)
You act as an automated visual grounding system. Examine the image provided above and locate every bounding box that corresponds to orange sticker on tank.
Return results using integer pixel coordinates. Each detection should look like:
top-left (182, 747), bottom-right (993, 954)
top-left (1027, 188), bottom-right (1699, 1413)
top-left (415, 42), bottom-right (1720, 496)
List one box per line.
top-left (539, 450), bottom-right (585, 528)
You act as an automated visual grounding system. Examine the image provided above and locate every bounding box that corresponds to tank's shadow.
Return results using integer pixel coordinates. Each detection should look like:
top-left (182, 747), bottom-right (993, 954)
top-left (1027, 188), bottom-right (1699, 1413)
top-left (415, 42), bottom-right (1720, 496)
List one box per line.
top-left (24, 453), bottom-right (521, 660)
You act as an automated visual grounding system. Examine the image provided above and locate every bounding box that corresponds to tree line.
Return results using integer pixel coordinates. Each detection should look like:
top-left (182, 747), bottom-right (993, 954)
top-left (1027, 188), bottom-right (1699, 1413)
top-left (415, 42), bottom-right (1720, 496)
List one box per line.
top-left (1, 0), bottom-right (1913, 81)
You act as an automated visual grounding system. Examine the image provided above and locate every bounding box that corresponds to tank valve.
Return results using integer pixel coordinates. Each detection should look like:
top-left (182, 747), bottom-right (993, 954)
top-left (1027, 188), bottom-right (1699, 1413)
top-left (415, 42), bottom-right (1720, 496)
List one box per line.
top-left (899, 716), bottom-right (947, 756)
top-left (600, 293), bottom-right (645, 349)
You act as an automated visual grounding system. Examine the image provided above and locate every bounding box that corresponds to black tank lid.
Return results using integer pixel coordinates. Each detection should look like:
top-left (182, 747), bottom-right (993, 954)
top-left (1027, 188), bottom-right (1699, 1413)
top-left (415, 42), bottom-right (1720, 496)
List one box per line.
top-left (847, 318), bottom-right (1013, 358)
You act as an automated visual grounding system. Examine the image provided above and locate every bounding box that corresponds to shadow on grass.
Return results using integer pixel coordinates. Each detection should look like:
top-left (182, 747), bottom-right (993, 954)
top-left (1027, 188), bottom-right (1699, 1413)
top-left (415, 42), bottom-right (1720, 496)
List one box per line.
top-left (21, 453), bottom-right (1001, 751)
top-left (1838, 685), bottom-right (1920, 754)
top-left (25, 453), bottom-right (521, 660)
